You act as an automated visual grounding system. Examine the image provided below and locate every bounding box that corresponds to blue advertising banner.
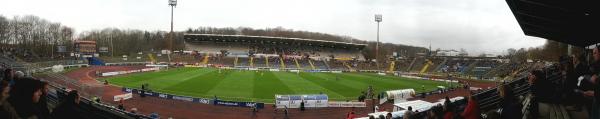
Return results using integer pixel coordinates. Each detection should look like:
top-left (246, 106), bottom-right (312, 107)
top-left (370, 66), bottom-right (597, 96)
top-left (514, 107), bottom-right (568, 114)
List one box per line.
top-left (122, 87), bottom-right (211, 104)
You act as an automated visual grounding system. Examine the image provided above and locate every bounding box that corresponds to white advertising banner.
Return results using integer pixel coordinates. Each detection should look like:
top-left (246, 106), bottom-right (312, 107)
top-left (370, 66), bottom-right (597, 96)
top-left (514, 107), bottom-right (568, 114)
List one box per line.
top-left (327, 101), bottom-right (367, 107)
top-left (275, 94), bottom-right (328, 108)
top-left (101, 67), bottom-right (160, 77)
top-left (113, 93), bottom-right (133, 101)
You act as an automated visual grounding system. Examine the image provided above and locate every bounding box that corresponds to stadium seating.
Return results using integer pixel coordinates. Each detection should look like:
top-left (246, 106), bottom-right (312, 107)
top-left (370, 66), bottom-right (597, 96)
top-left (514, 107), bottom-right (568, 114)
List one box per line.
top-left (0, 57), bottom-right (151, 119)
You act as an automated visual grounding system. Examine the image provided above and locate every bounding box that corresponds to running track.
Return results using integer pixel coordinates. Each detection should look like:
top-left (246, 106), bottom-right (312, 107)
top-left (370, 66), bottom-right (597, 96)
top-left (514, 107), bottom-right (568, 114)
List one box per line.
top-left (55, 66), bottom-right (493, 119)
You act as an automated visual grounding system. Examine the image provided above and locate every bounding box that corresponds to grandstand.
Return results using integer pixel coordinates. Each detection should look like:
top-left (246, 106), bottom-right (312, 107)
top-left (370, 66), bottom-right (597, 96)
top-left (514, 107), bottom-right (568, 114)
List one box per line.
top-left (184, 34), bottom-right (368, 70)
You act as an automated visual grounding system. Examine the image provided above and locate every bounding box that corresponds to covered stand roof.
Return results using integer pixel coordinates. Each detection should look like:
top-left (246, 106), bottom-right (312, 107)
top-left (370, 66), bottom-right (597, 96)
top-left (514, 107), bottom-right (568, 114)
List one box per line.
top-left (505, 0), bottom-right (598, 47)
top-left (184, 34), bottom-right (367, 49)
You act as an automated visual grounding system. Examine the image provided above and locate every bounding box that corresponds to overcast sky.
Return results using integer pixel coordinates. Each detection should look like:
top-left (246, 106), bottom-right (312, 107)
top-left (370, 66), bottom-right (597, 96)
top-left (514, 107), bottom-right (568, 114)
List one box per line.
top-left (0, 0), bottom-right (546, 56)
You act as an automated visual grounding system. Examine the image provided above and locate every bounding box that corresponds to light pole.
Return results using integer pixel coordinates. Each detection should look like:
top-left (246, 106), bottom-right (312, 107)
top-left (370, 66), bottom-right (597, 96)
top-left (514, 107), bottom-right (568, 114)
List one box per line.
top-left (110, 33), bottom-right (114, 57)
top-left (375, 14), bottom-right (382, 70)
top-left (168, 0), bottom-right (177, 66)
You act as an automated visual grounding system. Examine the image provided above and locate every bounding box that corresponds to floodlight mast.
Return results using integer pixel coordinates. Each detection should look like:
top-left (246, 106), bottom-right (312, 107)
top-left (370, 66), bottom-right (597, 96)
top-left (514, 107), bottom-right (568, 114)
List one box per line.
top-left (375, 14), bottom-right (382, 70)
top-left (168, 0), bottom-right (177, 66)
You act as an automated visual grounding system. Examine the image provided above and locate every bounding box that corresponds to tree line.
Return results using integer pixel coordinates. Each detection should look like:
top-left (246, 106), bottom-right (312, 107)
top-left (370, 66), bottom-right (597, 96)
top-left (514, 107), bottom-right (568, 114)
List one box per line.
top-left (504, 40), bottom-right (582, 63)
top-left (78, 28), bottom-right (184, 56)
top-left (0, 15), bottom-right (74, 58)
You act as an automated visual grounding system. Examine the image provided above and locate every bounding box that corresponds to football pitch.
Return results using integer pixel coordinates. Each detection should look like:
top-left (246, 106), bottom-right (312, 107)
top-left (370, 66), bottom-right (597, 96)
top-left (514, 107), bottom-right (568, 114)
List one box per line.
top-left (104, 67), bottom-right (456, 103)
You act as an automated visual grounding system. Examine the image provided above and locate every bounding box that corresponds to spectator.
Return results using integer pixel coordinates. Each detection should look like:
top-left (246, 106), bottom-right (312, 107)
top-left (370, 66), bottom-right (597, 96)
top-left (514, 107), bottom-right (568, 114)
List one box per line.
top-left (0, 81), bottom-right (18, 119)
top-left (567, 54), bottom-right (591, 111)
top-left (36, 81), bottom-right (50, 119)
top-left (2, 69), bottom-right (14, 84)
top-left (386, 112), bottom-right (392, 119)
top-left (14, 71), bottom-right (24, 80)
top-left (427, 109), bottom-right (437, 119)
top-left (568, 55), bottom-right (594, 110)
top-left (51, 90), bottom-right (89, 119)
top-left (117, 99), bottom-right (125, 110)
top-left (590, 47), bottom-right (600, 118)
top-left (498, 84), bottom-right (522, 119)
top-left (8, 78), bottom-right (44, 119)
top-left (444, 96), bottom-right (452, 107)
top-left (461, 96), bottom-right (481, 119)
top-left (572, 54), bottom-right (590, 84)
top-left (346, 111), bottom-right (355, 119)
top-left (404, 106), bottom-right (414, 119)
top-left (527, 70), bottom-right (553, 103)
top-left (432, 103), bottom-right (444, 118)
top-left (443, 97), bottom-right (455, 119)
top-left (528, 70), bottom-right (547, 118)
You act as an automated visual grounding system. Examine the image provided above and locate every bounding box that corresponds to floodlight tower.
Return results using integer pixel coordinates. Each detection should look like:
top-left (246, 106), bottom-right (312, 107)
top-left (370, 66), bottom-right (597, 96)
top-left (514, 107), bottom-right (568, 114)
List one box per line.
top-left (168, 0), bottom-right (177, 65)
top-left (375, 14), bottom-right (382, 70)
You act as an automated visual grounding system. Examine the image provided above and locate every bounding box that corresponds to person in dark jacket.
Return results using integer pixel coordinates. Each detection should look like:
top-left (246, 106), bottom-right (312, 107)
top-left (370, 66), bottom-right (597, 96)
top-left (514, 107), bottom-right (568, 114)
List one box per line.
top-left (0, 81), bottom-right (18, 119)
top-left (569, 54), bottom-right (593, 110)
top-left (2, 69), bottom-right (14, 85)
top-left (8, 78), bottom-right (44, 119)
top-left (528, 69), bottom-right (548, 118)
top-left (118, 99), bottom-right (125, 110)
top-left (443, 96), bottom-right (454, 119)
top-left (51, 90), bottom-right (89, 119)
top-left (498, 84), bottom-right (522, 119)
top-left (35, 81), bottom-right (51, 119)
top-left (589, 47), bottom-right (600, 119)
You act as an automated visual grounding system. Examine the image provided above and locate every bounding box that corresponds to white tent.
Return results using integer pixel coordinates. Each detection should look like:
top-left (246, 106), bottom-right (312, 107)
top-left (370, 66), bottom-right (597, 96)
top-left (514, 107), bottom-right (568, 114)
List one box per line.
top-left (393, 100), bottom-right (435, 112)
top-left (52, 65), bottom-right (64, 73)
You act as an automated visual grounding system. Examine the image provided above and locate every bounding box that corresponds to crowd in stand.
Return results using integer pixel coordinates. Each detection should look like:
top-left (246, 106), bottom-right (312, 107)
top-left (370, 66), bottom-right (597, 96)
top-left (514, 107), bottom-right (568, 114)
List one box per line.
top-left (0, 67), bottom-right (90, 119)
top-left (517, 47), bottom-right (600, 119)
top-left (248, 45), bottom-right (333, 57)
top-left (383, 47), bottom-right (600, 119)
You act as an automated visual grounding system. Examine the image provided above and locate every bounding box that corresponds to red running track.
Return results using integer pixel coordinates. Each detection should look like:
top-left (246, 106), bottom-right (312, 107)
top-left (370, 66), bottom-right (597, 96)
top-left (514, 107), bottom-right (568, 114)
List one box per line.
top-left (57, 66), bottom-right (494, 119)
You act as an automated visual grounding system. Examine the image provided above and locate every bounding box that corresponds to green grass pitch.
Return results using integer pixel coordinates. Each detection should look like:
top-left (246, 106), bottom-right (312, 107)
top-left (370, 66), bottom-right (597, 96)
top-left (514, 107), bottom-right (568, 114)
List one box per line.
top-left (104, 67), bottom-right (456, 103)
